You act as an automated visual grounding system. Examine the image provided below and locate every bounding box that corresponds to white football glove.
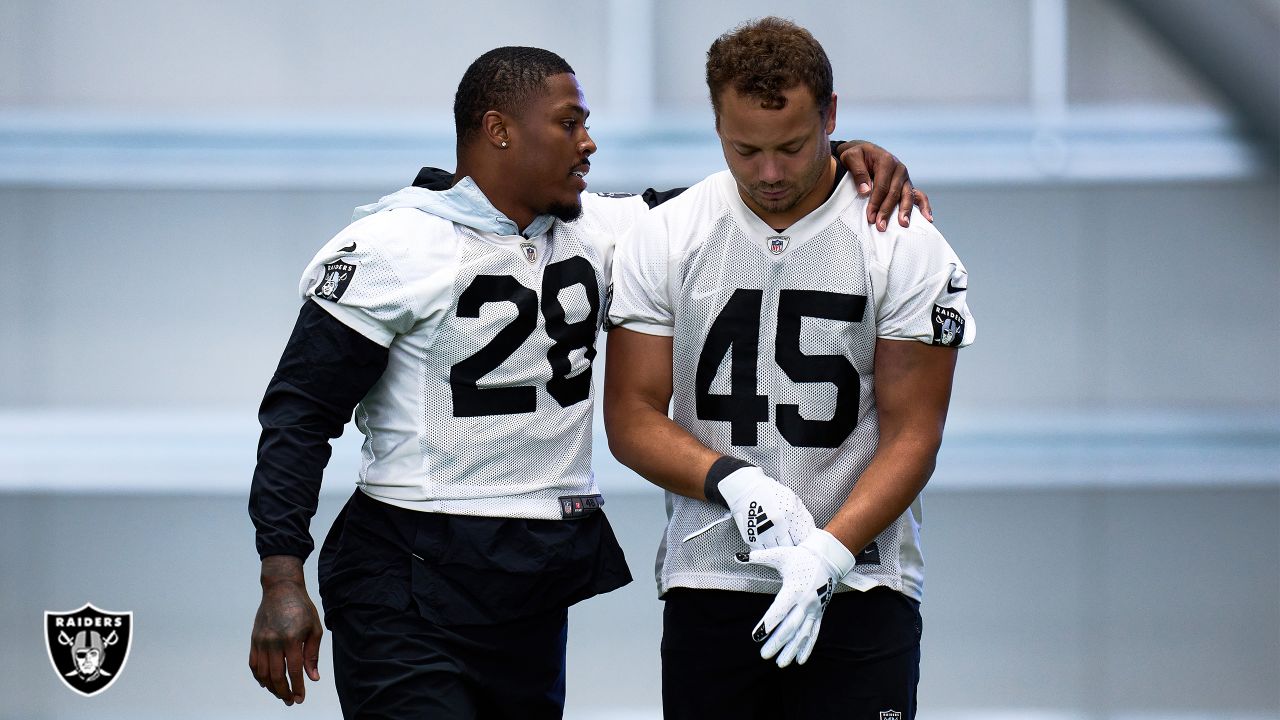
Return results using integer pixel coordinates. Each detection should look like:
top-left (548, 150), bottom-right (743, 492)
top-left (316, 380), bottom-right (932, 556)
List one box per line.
top-left (717, 466), bottom-right (816, 550)
top-left (738, 529), bottom-right (856, 667)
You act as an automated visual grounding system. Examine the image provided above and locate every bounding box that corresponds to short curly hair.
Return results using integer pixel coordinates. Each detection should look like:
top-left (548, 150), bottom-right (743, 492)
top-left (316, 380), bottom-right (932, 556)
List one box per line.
top-left (454, 46), bottom-right (575, 143)
top-left (705, 17), bottom-right (833, 120)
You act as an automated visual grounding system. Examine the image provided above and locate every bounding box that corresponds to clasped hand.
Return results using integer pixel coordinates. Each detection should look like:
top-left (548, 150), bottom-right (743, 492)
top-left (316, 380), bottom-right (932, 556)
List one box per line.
top-left (738, 529), bottom-right (856, 667)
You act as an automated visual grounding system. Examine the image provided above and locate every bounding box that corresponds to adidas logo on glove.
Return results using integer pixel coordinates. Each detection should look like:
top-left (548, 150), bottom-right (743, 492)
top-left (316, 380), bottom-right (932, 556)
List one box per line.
top-left (745, 501), bottom-right (775, 543)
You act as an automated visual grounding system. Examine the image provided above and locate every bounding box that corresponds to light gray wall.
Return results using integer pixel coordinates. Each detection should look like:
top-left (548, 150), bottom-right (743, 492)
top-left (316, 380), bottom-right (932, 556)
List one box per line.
top-left (652, 0), bottom-right (1035, 108)
top-left (1068, 0), bottom-right (1221, 105)
top-left (0, 0), bottom-right (610, 113)
top-left (0, 0), bottom-right (1223, 114)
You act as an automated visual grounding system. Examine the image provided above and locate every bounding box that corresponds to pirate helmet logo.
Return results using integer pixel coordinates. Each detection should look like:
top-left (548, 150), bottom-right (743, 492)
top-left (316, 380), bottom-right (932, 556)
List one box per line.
top-left (319, 269), bottom-right (347, 297)
top-left (931, 304), bottom-right (965, 348)
top-left (45, 603), bottom-right (133, 697)
top-left (940, 316), bottom-right (959, 345)
top-left (314, 260), bottom-right (356, 301)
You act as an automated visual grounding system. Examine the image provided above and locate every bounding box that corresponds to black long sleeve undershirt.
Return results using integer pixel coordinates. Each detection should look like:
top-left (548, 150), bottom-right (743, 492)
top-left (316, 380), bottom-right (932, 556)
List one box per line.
top-left (249, 300), bottom-right (389, 560)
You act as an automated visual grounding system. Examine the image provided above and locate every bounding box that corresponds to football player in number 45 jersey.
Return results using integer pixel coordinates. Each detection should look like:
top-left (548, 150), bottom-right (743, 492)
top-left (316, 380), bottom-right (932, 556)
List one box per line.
top-left (605, 18), bottom-right (975, 720)
top-left (247, 44), bottom-right (930, 719)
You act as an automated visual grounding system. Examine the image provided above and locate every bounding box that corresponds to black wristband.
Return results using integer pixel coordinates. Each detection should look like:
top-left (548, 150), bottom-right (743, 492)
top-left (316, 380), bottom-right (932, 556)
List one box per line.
top-left (704, 456), bottom-right (754, 508)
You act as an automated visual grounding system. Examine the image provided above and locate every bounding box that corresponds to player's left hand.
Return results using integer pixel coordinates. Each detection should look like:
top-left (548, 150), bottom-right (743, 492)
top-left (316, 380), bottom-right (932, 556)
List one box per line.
top-left (835, 141), bottom-right (933, 230)
top-left (716, 465), bottom-right (816, 550)
top-left (738, 529), bottom-right (856, 667)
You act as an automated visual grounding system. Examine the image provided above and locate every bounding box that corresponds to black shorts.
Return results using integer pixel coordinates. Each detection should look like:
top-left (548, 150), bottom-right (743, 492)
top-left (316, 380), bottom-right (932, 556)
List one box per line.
top-left (318, 489), bottom-right (632, 719)
top-left (661, 587), bottom-right (922, 720)
top-left (328, 601), bottom-right (569, 720)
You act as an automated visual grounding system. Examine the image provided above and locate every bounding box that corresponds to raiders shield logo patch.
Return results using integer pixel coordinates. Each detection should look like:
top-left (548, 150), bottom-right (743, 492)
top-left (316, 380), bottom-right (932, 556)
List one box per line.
top-left (45, 603), bottom-right (133, 697)
top-left (767, 235), bottom-right (789, 255)
top-left (931, 305), bottom-right (965, 347)
top-left (314, 260), bottom-right (356, 301)
top-left (601, 281), bottom-right (615, 330)
top-left (879, 712), bottom-right (903, 720)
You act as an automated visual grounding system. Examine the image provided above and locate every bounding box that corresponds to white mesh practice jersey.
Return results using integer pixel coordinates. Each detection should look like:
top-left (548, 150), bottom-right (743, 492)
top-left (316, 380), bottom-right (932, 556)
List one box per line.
top-left (300, 192), bottom-right (648, 519)
top-left (609, 170), bottom-right (975, 600)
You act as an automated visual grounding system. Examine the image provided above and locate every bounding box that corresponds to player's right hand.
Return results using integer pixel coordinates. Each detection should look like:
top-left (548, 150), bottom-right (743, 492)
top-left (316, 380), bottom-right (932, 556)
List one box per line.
top-left (718, 466), bottom-right (816, 550)
top-left (249, 557), bottom-right (323, 706)
top-left (738, 529), bottom-right (857, 667)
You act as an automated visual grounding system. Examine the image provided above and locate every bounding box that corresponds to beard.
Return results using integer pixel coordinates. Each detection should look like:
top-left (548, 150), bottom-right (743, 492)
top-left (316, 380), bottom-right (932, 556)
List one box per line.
top-left (546, 198), bottom-right (584, 223)
top-left (747, 186), bottom-right (799, 214)
top-left (748, 152), bottom-right (830, 215)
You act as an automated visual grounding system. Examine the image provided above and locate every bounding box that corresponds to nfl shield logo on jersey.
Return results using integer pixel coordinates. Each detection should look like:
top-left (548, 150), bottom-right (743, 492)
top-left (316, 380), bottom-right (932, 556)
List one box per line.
top-left (767, 235), bottom-right (789, 255)
top-left (521, 242), bottom-right (537, 263)
top-left (44, 603), bottom-right (133, 697)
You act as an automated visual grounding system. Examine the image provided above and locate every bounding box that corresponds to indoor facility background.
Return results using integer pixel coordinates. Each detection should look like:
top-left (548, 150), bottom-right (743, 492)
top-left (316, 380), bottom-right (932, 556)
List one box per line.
top-left (1, 1), bottom-right (1277, 718)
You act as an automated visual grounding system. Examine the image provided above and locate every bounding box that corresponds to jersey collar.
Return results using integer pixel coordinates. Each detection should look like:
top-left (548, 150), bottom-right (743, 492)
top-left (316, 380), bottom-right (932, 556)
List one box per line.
top-left (352, 177), bottom-right (557, 239)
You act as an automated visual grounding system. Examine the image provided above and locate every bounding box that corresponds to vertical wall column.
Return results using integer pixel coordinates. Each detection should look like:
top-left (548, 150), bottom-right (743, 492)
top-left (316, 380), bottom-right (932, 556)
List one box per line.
top-left (606, 0), bottom-right (655, 127)
top-left (1030, 0), bottom-right (1069, 175)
